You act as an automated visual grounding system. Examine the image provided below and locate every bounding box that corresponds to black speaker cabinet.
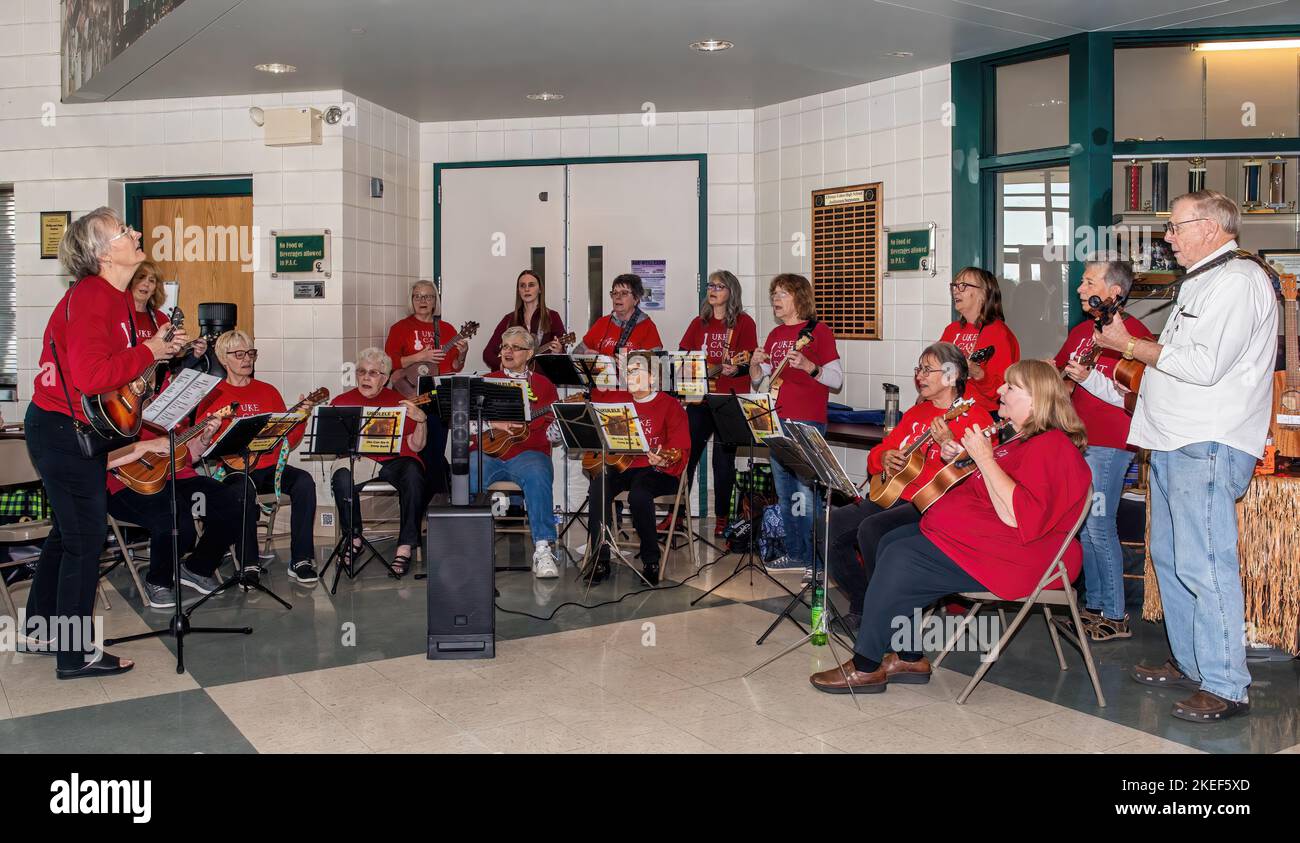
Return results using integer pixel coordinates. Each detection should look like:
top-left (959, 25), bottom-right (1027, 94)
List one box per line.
top-left (426, 505), bottom-right (495, 659)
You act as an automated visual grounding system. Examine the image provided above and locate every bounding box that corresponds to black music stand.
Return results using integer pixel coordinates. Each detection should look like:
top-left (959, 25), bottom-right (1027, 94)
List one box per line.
top-left (310, 405), bottom-right (404, 593)
top-left (745, 423), bottom-right (859, 687)
top-left (554, 401), bottom-right (652, 595)
top-left (533, 353), bottom-right (605, 539)
top-left (190, 413), bottom-right (293, 612)
top-left (690, 394), bottom-right (802, 607)
top-left (104, 372), bottom-right (252, 672)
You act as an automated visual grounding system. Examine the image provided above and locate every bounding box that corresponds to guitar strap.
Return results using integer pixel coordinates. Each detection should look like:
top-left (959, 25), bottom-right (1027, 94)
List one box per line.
top-left (1164, 248), bottom-right (1280, 294)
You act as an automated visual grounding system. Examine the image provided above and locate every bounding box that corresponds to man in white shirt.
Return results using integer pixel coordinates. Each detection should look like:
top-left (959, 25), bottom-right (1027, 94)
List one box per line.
top-left (1096, 189), bottom-right (1278, 724)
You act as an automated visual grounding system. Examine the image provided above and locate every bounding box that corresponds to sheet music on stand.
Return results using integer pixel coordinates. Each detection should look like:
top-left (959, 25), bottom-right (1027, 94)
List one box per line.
top-left (786, 421), bottom-right (858, 500)
top-left (735, 393), bottom-right (785, 442)
top-left (668, 350), bottom-right (707, 402)
top-left (199, 413), bottom-right (272, 461)
top-left (143, 369), bottom-right (221, 431)
top-left (534, 353), bottom-right (608, 392)
top-left (590, 402), bottom-right (649, 454)
top-left (303, 405), bottom-right (406, 457)
top-left (430, 376), bottom-right (530, 425)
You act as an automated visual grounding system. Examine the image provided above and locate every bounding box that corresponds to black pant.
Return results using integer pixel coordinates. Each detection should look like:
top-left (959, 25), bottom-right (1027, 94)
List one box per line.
top-left (422, 414), bottom-right (449, 496)
top-left (588, 466), bottom-right (679, 565)
top-left (331, 457), bottom-right (425, 549)
top-left (108, 476), bottom-right (257, 587)
top-left (222, 464), bottom-right (317, 563)
top-left (827, 498), bottom-right (920, 614)
top-left (854, 523), bottom-right (984, 662)
top-left (685, 403), bottom-right (738, 521)
top-left (23, 405), bottom-right (109, 670)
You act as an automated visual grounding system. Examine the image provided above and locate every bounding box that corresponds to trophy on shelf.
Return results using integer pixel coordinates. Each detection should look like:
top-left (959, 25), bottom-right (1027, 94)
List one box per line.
top-left (1266, 156), bottom-right (1294, 212)
top-left (1124, 158), bottom-right (1144, 212)
top-left (1187, 157), bottom-right (1207, 193)
top-left (1242, 158), bottom-right (1264, 211)
top-left (1151, 158), bottom-right (1170, 215)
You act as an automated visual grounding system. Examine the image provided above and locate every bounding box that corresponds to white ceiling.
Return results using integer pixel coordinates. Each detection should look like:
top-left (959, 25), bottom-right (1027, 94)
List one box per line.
top-left (90, 0), bottom-right (1300, 121)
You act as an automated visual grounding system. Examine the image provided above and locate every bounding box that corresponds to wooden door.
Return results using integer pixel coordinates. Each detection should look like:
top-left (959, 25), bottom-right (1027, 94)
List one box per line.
top-left (141, 195), bottom-right (254, 336)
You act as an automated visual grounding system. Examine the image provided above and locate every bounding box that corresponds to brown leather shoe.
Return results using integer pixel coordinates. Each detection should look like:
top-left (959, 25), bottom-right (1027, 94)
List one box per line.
top-left (1131, 659), bottom-right (1200, 691)
top-left (810, 659), bottom-right (888, 694)
top-left (1172, 690), bottom-right (1250, 723)
top-left (883, 653), bottom-right (931, 684)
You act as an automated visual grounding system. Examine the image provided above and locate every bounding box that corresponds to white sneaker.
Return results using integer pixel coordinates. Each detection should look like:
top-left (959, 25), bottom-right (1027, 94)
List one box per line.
top-left (532, 541), bottom-right (559, 579)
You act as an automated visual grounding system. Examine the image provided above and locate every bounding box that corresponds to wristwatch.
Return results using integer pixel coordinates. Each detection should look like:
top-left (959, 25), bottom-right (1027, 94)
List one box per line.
top-left (1122, 339), bottom-right (1137, 361)
top-left (810, 364), bottom-right (822, 379)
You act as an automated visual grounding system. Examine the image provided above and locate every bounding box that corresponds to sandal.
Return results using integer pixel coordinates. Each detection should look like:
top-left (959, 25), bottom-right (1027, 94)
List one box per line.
top-left (1055, 610), bottom-right (1131, 642)
top-left (391, 554), bottom-right (410, 577)
top-left (57, 652), bottom-right (135, 680)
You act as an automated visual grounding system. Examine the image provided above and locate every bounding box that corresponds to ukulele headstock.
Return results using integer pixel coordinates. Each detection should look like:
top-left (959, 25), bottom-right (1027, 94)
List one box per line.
top-left (1282, 274), bottom-right (1297, 303)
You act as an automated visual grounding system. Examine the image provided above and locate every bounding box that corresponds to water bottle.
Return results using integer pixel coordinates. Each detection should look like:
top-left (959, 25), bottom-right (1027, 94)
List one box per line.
top-left (883, 383), bottom-right (900, 434)
top-left (810, 584), bottom-right (827, 646)
top-left (553, 506), bottom-right (563, 529)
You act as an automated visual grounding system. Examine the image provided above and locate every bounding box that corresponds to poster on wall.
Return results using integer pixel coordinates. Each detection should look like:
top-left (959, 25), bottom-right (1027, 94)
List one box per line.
top-left (62, 1), bottom-right (190, 99)
top-left (631, 259), bottom-right (667, 310)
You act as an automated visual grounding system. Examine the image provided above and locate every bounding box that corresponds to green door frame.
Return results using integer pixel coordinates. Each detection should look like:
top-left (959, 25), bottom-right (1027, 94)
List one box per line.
top-left (124, 177), bottom-right (253, 232)
top-left (433, 154), bottom-right (711, 512)
top-left (953, 23), bottom-right (1300, 331)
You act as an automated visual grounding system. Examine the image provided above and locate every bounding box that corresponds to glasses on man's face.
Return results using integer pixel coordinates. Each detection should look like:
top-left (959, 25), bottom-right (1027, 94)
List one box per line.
top-left (499, 344), bottom-right (529, 353)
top-left (412, 294), bottom-right (436, 302)
top-left (949, 282), bottom-right (978, 292)
top-left (914, 366), bottom-right (942, 377)
top-left (356, 367), bottom-right (385, 378)
top-left (1164, 217), bottom-right (1208, 235)
top-left (228, 349), bottom-right (258, 361)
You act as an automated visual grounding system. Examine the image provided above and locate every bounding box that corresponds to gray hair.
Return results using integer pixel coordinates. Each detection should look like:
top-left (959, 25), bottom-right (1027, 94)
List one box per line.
top-left (501, 326), bottom-right (536, 351)
top-left (1173, 189), bottom-right (1240, 237)
top-left (59, 206), bottom-right (123, 280)
top-left (701, 269), bottom-right (745, 327)
top-left (1084, 254), bottom-right (1135, 298)
top-left (921, 341), bottom-right (968, 398)
top-left (357, 346), bottom-right (392, 376)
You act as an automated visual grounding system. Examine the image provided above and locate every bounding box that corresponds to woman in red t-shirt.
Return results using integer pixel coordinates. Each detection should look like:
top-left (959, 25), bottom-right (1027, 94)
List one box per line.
top-left (748, 273), bottom-right (842, 581)
top-left (939, 266), bottom-right (1020, 416)
top-left (678, 270), bottom-right (758, 535)
top-left (811, 359), bottom-right (1090, 695)
top-left (482, 269), bottom-right (568, 371)
top-left (384, 281), bottom-right (466, 496)
top-left (1054, 259), bottom-right (1153, 641)
top-left (585, 352), bottom-right (689, 586)
top-left (827, 342), bottom-right (993, 625)
top-left (128, 260), bottom-right (209, 380)
top-left (195, 330), bottom-right (321, 585)
top-left (330, 347), bottom-right (429, 576)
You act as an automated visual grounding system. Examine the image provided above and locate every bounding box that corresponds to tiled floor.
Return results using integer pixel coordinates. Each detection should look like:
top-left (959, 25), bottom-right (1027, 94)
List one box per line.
top-left (1, 528), bottom-right (1296, 754)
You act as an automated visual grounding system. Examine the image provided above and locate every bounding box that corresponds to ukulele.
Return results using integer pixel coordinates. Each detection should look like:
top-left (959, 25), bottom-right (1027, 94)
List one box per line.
top-left (1060, 296), bottom-right (1124, 395)
top-left (83, 307), bottom-right (186, 438)
top-left (1271, 275), bottom-right (1300, 457)
top-left (219, 387), bottom-right (330, 471)
top-left (866, 398), bottom-right (975, 508)
top-left (581, 447), bottom-right (684, 474)
top-left (706, 350), bottom-right (752, 392)
top-left (542, 331), bottom-right (577, 354)
top-left (765, 330), bottom-right (815, 404)
top-left (909, 419), bottom-right (1015, 513)
top-left (389, 320), bottom-right (481, 397)
top-left (111, 403), bottom-right (238, 495)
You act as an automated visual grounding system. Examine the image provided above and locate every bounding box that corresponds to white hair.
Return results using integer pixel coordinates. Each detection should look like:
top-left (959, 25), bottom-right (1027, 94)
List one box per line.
top-left (356, 346), bottom-right (391, 376)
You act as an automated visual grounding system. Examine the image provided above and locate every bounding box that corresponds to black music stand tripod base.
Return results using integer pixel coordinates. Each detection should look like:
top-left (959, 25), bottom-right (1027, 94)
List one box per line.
top-left (104, 428), bottom-right (252, 675)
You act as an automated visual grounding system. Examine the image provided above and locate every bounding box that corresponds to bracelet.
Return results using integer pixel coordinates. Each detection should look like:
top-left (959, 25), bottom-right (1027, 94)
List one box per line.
top-left (811, 364), bottom-right (821, 379)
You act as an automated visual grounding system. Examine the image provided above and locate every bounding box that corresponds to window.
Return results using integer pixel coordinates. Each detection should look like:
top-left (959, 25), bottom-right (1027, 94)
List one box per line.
top-left (995, 168), bottom-right (1072, 359)
top-left (0, 186), bottom-right (15, 402)
top-left (995, 55), bottom-right (1069, 153)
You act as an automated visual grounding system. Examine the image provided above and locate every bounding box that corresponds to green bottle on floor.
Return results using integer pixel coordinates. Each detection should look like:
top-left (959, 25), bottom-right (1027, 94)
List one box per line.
top-left (810, 584), bottom-right (827, 646)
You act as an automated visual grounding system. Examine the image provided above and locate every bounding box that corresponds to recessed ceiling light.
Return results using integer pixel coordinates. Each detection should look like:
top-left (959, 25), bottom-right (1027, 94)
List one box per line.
top-left (255, 62), bottom-right (296, 74)
top-left (690, 39), bottom-right (734, 52)
top-left (885, 51), bottom-right (913, 58)
top-left (526, 91), bottom-right (564, 102)
top-left (349, 26), bottom-right (367, 35)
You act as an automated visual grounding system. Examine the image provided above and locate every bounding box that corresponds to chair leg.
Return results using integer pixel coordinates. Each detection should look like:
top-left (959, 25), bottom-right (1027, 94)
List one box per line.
top-left (262, 503), bottom-right (280, 557)
top-left (95, 579), bottom-right (112, 611)
top-left (1063, 583), bottom-right (1107, 707)
top-left (1042, 605), bottom-right (1068, 671)
top-left (956, 598), bottom-right (1036, 705)
top-left (933, 601), bottom-right (983, 668)
top-left (0, 578), bottom-right (17, 623)
top-left (109, 520), bottom-right (148, 605)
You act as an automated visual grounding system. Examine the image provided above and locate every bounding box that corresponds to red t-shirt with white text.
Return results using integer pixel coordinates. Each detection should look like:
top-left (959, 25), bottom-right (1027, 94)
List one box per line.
top-left (763, 320), bottom-right (838, 424)
top-left (385, 315), bottom-right (463, 376)
top-left (196, 379), bottom-right (294, 471)
top-left (679, 313), bottom-right (758, 395)
top-left (470, 371), bottom-right (559, 461)
top-left (868, 400), bottom-right (994, 502)
top-left (939, 319), bottom-right (1020, 416)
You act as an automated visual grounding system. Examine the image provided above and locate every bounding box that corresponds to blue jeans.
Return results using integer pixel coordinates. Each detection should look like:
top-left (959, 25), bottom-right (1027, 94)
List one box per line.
top-left (1148, 442), bottom-right (1256, 703)
top-left (469, 450), bottom-right (557, 543)
top-left (1080, 445), bottom-right (1134, 620)
top-left (769, 420), bottom-right (826, 566)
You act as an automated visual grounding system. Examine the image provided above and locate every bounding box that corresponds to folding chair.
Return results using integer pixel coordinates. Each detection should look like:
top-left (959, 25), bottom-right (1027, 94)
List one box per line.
top-left (613, 468), bottom-right (699, 569)
top-left (932, 486), bottom-right (1105, 707)
top-left (105, 513), bottom-right (150, 605)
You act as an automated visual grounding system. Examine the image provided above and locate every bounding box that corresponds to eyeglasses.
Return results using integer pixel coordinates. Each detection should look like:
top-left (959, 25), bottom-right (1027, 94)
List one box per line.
top-left (913, 366), bottom-right (942, 376)
top-left (609, 288), bottom-right (633, 298)
top-left (108, 224), bottom-right (136, 243)
top-left (770, 290), bottom-right (792, 300)
top-left (1164, 217), bottom-right (1209, 235)
top-left (412, 294), bottom-right (436, 302)
top-left (706, 284), bottom-right (727, 292)
top-left (499, 344), bottom-right (530, 353)
top-left (949, 282), bottom-right (978, 292)
top-left (356, 367), bottom-right (385, 377)
top-left (227, 349), bottom-right (258, 361)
